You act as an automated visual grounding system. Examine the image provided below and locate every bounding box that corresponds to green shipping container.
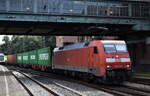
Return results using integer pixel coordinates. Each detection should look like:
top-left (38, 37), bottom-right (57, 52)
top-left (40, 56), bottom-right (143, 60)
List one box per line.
top-left (29, 50), bottom-right (38, 65)
top-left (22, 52), bottom-right (29, 64)
top-left (37, 47), bottom-right (52, 66)
top-left (17, 53), bottom-right (23, 64)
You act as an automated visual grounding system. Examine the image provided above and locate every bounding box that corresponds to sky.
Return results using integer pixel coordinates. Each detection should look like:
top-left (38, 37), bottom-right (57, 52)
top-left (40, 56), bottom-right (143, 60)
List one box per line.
top-left (0, 35), bottom-right (12, 44)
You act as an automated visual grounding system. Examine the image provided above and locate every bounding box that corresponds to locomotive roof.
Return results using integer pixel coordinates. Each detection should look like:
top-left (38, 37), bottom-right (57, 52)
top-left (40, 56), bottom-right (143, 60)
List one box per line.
top-left (57, 42), bottom-right (89, 51)
top-left (55, 40), bottom-right (126, 52)
top-left (101, 40), bottom-right (126, 44)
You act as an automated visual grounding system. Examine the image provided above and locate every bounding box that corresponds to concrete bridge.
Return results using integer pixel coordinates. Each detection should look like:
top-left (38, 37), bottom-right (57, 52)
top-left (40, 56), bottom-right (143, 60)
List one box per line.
top-left (0, 0), bottom-right (149, 36)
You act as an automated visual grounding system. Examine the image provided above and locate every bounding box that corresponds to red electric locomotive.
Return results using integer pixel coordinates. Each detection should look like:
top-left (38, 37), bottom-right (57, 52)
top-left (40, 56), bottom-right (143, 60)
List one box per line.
top-left (52, 40), bottom-right (132, 84)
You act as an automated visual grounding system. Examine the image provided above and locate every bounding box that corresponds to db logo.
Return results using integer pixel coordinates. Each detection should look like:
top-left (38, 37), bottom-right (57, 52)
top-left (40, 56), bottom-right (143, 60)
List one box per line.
top-left (116, 58), bottom-right (120, 62)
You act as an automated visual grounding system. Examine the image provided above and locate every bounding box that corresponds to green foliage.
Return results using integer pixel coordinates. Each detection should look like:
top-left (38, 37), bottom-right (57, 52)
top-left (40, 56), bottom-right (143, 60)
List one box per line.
top-left (0, 35), bottom-right (56, 55)
top-left (135, 73), bottom-right (150, 78)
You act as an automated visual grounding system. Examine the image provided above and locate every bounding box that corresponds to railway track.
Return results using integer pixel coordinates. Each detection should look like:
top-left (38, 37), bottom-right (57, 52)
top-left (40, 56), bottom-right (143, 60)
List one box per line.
top-left (129, 77), bottom-right (150, 85)
top-left (12, 70), bottom-right (59, 96)
top-left (21, 71), bottom-right (84, 96)
top-left (21, 71), bottom-right (125, 96)
top-left (28, 72), bottom-right (150, 96)
top-left (124, 82), bottom-right (150, 94)
top-left (68, 79), bottom-right (150, 96)
top-left (8, 66), bottom-right (150, 96)
top-left (23, 70), bottom-right (150, 96)
top-left (11, 70), bottom-right (83, 96)
top-left (103, 85), bottom-right (150, 96)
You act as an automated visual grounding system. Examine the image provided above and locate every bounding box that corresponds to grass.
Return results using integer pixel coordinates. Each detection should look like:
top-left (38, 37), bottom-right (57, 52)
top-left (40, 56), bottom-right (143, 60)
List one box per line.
top-left (134, 72), bottom-right (150, 78)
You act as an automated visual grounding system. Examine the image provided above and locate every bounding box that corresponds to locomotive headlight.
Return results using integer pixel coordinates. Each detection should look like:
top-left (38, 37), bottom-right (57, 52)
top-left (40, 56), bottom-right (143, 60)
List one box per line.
top-left (106, 58), bottom-right (116, 62)
top-left (126, 64), bottom-right (130, 68)
top-left (107, 65), bottom-right (112, 68)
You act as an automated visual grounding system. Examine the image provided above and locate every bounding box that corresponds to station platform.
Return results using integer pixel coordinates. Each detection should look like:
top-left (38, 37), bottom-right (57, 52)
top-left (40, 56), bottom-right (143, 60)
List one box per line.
top-left (0, 65), bottom-right (29, 96)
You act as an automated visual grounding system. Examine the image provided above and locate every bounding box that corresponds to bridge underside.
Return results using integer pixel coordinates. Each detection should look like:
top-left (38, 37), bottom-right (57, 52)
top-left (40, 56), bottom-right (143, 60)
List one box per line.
top-left (0, 0), bottom-right (149, 36)
top-left (0, 21), bottom-right (149, 37)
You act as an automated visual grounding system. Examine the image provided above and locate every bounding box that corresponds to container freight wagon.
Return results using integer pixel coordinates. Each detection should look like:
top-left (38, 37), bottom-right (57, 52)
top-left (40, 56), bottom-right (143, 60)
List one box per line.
top-left (29, 50), bottom-right (38, 68)
top-left (17, 53), bottom-right (23, 66)
top-left (53, 40), bottom-right (132, 84)
top-left (9, 47), bottom-right (53, 71)
top-left (37, 47), bottom-right (52, 71)
top-left (22, 52), bottom-right (30, 67)
top-left (7, 55), bottom-right (17, 65)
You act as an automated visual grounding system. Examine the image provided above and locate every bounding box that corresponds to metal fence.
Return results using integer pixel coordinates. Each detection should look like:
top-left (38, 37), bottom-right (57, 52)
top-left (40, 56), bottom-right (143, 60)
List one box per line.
top-left (0, 0), bottom-right (149, 18)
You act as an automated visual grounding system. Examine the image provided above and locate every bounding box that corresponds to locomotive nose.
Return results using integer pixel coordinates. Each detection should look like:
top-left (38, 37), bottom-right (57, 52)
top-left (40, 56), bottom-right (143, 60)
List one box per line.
top-left (106, 53), bottom-right (131, 70)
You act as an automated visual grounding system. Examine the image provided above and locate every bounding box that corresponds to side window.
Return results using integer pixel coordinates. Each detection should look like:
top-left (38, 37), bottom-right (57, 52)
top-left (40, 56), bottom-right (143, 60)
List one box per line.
top-left (59, 47), bottom-right (64, 50)
top-left (84, 42), bottom-right (90, 46)
top-left (93, 46), bottom-right (98, 54)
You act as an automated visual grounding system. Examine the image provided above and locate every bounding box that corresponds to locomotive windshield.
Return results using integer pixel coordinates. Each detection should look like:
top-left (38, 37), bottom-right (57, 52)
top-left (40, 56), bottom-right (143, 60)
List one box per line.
top-left (0, 56), bottom-right (4, 61)
top-left (104, 44), bottom-right (127, 53)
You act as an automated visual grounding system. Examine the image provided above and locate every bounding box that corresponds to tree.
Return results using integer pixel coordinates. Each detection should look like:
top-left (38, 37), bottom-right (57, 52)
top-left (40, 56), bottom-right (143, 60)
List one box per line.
top-left (0, 36), bottom-right (11, 54)
top-left (0, 35), bottom-right (56, 55)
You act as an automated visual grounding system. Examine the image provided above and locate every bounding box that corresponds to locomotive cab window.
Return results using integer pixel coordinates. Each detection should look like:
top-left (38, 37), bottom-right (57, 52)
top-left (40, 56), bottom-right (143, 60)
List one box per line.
top-left (104, 44), bottom-right (127, 53)
top-left (104, 44), bottom-right (116, 53)
top-left (115, 44), bottom-right (127, 53)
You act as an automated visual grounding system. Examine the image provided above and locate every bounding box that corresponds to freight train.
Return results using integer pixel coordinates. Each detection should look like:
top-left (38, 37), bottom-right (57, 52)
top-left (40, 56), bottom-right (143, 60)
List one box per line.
top-left (6, 40), bottom-right (132, 84)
